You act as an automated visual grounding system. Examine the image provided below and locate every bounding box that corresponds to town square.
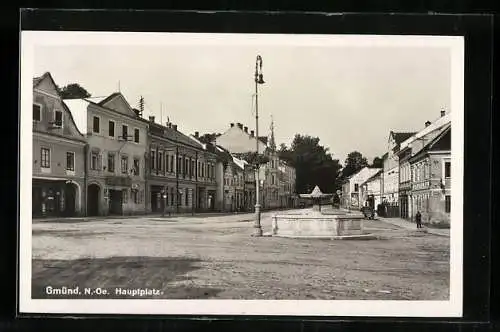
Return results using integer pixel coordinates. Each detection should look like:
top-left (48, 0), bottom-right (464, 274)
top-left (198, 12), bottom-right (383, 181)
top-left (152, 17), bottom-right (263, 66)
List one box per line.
top-left (26, 33), bottom-right (455, 304)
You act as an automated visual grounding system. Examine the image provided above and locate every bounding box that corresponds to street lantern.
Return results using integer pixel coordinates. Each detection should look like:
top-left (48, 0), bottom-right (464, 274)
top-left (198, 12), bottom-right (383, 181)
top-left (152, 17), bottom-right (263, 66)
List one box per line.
top-left (253, 55), bottom-right (265, 237)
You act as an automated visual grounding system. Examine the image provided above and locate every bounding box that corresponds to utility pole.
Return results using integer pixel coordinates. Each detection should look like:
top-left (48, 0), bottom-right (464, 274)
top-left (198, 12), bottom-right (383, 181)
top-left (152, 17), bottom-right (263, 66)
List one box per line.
top-left (253, 55), bottom-right (265, 237)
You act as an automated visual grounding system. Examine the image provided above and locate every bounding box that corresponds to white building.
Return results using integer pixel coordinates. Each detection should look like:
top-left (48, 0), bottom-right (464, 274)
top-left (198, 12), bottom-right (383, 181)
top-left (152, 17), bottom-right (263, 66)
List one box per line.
top-left (345, 167), bottom-right (383, 209)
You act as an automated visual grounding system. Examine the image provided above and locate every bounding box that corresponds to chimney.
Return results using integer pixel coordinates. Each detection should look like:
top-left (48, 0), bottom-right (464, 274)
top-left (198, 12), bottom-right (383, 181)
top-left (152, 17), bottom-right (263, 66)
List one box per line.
top-left (230, 123), bottom-right (235, 128)
top-left (237, 123), bottom-right (243, 129)
top-left (149, 116), bottom-right (155, 123)
top-left (441, 109), bottom-right (446, 117)
top-left (173, 124), bottom-right (177, 131)
top-left (425, 121), bottom-right (431, 127)
top-left (195, 131), bottom-right (199, 138)
top-left (250, 130), bottom-right (255, 137)
top-left (244, 126), bottom-right (248, 133)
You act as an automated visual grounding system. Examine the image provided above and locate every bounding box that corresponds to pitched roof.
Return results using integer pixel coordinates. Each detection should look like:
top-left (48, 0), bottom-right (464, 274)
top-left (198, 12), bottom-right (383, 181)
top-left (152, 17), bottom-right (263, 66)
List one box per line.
top-left (392, 131), bottom-right (417, 144)
top-left (32, 72), bottom-right (59, 92)
top-left (258, 136), bottom-right (268, 145)
top-left (97, 92), bottom-right (121, 106)
top-left (409, 124), bottom-right (451, 162)
top-left (360, 169), bottom-right (383, 186)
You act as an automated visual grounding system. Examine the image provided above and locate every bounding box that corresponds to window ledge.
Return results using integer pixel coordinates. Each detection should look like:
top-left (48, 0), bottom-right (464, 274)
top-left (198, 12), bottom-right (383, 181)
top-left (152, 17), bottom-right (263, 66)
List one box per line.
top-left (66, 170), bottom-right (75, 176)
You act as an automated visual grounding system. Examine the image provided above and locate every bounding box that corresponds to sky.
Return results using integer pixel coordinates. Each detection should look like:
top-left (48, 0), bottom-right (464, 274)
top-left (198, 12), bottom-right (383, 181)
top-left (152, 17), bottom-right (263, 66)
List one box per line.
top-left (33, 34), bottom-right (451, 164)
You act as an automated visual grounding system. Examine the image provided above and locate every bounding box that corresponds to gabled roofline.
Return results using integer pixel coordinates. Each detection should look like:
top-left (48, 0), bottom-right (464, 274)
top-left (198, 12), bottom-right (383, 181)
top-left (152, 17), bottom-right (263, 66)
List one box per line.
top-left (408, 124), bottom-right (451, 163)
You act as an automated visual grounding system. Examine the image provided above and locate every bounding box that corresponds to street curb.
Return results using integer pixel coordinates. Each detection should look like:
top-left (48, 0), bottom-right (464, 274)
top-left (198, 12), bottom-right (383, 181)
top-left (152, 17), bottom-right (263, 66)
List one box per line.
top-left (375, 218), bottom-right (450, 237)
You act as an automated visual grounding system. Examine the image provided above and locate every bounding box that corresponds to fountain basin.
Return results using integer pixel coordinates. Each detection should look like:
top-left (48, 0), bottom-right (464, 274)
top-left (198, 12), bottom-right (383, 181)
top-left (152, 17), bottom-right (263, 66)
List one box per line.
top-left (271, 210), bottom-right (377, 240)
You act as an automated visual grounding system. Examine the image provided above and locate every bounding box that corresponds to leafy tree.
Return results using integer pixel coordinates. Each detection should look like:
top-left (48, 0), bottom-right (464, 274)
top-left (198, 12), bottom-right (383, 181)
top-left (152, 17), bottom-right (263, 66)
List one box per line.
top-left (341, 151), bottom-right (369, 179)
top-left (278, 134), bottom-right (342, 194)
top-left (197, 133), bottom-right (220, 145)
top-left (57, 83), bottom-right (91, 99)
top-left (371, 156), bottom-right (384, 168)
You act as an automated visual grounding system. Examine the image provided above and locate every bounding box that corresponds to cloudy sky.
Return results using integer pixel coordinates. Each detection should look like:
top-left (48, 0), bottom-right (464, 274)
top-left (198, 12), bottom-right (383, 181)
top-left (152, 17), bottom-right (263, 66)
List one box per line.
top-left (33, 33), bottom-right (451, 164)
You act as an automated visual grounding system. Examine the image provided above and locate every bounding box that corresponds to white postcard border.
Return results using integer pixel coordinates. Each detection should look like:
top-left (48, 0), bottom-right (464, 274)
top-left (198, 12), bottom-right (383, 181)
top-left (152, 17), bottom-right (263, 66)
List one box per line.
top-left (19, 31), bottom-right (464, 317)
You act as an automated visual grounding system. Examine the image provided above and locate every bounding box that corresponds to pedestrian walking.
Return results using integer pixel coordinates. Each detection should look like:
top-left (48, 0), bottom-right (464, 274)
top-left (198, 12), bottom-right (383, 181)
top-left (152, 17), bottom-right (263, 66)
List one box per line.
top-left (415, 211), bottom-right (422, 229)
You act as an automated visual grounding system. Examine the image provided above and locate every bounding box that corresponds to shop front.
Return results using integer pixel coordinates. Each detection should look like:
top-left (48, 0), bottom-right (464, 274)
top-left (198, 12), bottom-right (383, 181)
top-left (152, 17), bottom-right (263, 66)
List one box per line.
top-left (32, 178), bottom-right (82, 218)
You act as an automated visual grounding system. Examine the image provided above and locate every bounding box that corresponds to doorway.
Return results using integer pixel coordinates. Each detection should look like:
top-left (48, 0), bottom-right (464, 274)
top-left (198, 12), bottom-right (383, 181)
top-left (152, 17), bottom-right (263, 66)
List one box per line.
top-left (108, 189), bottom-right (123, 215)
top-left (87, 184), bottom-right (100, 216)
top-left (64, 183), bottom-right (77, 217)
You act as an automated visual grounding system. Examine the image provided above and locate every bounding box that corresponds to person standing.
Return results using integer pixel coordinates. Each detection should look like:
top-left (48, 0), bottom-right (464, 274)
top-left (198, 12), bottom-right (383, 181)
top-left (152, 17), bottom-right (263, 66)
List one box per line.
top-left (415, 211), bottom-right (422, 228)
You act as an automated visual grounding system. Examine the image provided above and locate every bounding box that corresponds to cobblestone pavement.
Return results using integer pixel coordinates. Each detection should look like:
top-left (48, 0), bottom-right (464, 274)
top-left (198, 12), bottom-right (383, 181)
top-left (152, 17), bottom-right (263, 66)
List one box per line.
top-left (31, 209), bottom-right (450, 300)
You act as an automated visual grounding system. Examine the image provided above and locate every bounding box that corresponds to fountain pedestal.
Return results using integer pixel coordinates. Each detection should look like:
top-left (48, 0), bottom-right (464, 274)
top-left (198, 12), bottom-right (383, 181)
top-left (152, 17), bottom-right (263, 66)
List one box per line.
top-left (271, 204), bottom-right (376, 240)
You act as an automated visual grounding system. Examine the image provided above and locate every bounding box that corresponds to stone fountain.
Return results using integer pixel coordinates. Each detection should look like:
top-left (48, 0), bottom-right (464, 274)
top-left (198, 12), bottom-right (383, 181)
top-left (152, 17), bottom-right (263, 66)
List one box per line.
top-left (271, 186), bottom-right (377, 240)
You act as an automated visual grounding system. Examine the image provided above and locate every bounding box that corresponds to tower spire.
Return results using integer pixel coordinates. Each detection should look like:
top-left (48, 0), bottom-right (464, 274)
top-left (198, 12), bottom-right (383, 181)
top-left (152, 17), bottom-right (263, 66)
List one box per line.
top-left (269, 114), bottom-right (276, 152)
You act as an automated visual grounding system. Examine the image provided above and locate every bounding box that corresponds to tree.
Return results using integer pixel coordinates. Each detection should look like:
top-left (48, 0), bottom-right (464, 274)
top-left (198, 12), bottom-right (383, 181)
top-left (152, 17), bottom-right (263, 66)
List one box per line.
top-left (196, 133), bottom-right (220, 144)
top-left (342, 151), bottom-right (369, 179)
top-left (57, 83), bottom-right (91, 99)
top-left (371, 156), bottom-right (384, 168)
top-left (278, 134), bottom-right (342, 194)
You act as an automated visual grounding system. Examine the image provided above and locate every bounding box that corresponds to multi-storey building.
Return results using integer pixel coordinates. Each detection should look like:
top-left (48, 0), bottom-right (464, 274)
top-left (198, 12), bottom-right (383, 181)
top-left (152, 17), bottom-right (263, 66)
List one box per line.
top-left (408, 125), bottom-right (451, 226)
top-left (32, 72), bottom-right (87, 218)
top-left (342, 167), bottom-right (382, 209)
top-left (397, 110), bottom-right (451, 223)
top-left (278, 160), bottom-right (297, 208)
top-left (146, 120), bottom-right (218, 214)
top-left (215, 122), bottom-right (296, 211)
top-left (359, 170), bottom-right (383, 210)
top-left (64, 92), bottom-right (148, 216)
top-left (382, 131), bottom-right (416, 216)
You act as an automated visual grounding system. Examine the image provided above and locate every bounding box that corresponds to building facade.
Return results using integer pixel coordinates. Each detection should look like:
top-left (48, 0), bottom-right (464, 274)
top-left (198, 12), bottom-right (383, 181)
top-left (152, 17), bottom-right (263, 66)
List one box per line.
top-left (342, 167), bottom-right (382, 209)
top-left (397, 110), bottom-right (451, 221)
top-left (32, 72), bottom-right (87, 218)
top-left (382, 131), bottom-right (416, 216)
top-left (359, 170), bottom-right (383, 210)
top-left (409, 125), bottom-right (451, 226)
top-left (215, 122), bottom-right (296, 211)
top-left (146, 120), bottom-right (218, 214)
top-left (65, 93), bottom-right (148, 216)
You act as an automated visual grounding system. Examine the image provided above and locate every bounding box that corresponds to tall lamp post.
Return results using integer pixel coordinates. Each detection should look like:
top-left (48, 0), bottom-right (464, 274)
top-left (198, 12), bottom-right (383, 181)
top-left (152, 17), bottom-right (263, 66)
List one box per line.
top-left (253, 55), bottom-right (265, 237)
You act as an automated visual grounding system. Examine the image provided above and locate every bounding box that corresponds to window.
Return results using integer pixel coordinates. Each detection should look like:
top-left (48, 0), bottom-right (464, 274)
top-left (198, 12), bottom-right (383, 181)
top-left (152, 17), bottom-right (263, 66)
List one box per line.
top-left (185, 158), bottom-right (189, 175)
top-left (170, 187), bottom-right (174, 205)
top-left (170, 155), bottom-right (174, 172)
top-left (122, 125), bottom-right (128, 140)
top-left (134, 128), bottom-right (140, 143)
top-left (185, 188), bottom-right (189, 206)
top-left (202, 164), bottom-right (205, 177)
top-left (133, 158), bottom-right (140, 176)
top-left (354, 183), bottom-right (359, 192)
top-left (66, 152), bottom-right (75, 171)
top-left (121, 156), bottom-right (128, 174)
top-left (158, 152), bottom-right (163, 171)
top-left (177, 156), bottom-right (182, 174)
top-left (272, 175), bottom-right (275, 185)
top-left (445, 195), bottom-right (451, 213)
top-left (444, 161), bottom-right (451, 178)
top-left (108, 121), bottom-right (115, 137)
top-left (40, 148), bottom-right (50, 168)
top-left (54, 110), bottom-right (63, 127)
top-left (33, 104), bottom-right (41, 121)
top-left (93, 116), bottom-right (100, 133)
top-left (91, 152), bottom-right (99, 170)
top-left (151, 151), bottom-right (156, 170)
top-left (191, 160), bottom-right (195, 177)
top-left (107, 153), bottom-right (115, 172)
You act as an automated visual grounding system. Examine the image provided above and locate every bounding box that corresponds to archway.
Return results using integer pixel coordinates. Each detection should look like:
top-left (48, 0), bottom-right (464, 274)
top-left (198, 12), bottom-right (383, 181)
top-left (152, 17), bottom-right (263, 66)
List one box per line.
top-left (87, 183), bottom-right (100, 216)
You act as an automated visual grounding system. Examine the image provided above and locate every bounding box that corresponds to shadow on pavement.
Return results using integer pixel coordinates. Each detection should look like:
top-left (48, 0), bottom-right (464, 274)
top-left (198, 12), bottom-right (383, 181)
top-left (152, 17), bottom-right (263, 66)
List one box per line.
top-left (32, 256), bottom-right (222, 299)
